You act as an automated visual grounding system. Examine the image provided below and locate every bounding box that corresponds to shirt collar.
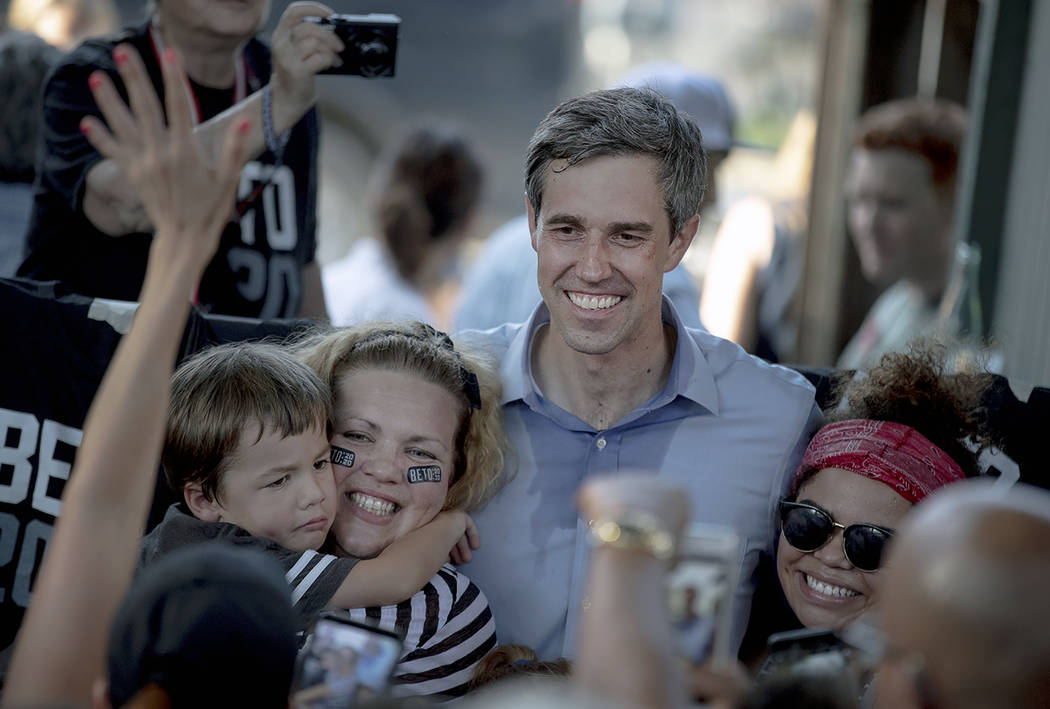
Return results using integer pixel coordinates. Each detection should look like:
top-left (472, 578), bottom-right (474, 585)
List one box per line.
top-left (500, 302), bottom-right (550, 405)
top-left (501, 296), bottom-right (720, 416)
top-left (660, 295), bottom-right (720, 415)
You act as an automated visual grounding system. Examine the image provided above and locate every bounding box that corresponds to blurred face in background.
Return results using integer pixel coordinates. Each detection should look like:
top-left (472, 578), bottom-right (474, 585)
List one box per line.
top-left (845, 148), bottom-right (954, 295)
top-left (156, 0), bottom-right (271, 44)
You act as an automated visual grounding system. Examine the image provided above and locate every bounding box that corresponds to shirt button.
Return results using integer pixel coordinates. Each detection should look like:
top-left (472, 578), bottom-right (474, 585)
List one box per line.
top-left (596, 436), bottom-right (607, 450)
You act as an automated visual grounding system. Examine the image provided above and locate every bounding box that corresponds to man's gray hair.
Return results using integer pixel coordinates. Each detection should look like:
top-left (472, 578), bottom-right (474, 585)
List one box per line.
top-left (525, 87), bottom-right (708, 239)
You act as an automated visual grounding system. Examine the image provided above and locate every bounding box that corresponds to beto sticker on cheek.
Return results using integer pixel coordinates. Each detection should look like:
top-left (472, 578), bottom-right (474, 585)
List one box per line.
top-left (331, 446), bottom-right (356, 468)
top-left (407, 466), bottom-right (441, 483)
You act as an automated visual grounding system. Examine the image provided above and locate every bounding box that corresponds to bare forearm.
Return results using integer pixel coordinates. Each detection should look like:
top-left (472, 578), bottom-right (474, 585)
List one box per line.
top-left (299, 261), bottom-right (328, 321)
top-left (332, 514), bottom-right (464, 608)
top-left (2, 236), bottom-right (197, 705)
top-left (577, 549), bottom-right (688, 709)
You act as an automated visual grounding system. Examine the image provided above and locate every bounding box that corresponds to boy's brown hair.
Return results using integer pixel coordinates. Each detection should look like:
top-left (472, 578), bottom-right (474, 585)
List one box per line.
top-left (163, 341), bottom-right (332, 504)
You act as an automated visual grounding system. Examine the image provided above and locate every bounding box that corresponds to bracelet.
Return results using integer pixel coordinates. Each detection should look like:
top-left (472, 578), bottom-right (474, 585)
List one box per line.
top-left (262, 84), bottom-right (291, 156)
top-left (588, 510), bottom-right (676, 562)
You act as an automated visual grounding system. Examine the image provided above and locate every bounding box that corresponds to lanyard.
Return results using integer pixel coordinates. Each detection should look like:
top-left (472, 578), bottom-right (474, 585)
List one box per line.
top-left (147, 23), bottom-right (248, 125)
top-left (144, 24), bottom-right (255, 308)
top-left (145, 24), bottom-right (252, 307)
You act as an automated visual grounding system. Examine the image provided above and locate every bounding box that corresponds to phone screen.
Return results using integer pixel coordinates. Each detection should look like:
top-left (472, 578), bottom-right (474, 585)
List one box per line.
top-left (292, 614), bottom-right (404, 708)
top-left (666, 523), bottom-right (741, 664)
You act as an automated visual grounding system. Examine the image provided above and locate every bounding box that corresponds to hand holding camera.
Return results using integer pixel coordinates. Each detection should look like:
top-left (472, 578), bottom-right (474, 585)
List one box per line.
top-left (268, 3), bottom-right (343, 131)
top-left (304, 13), bottom-right (400, 77)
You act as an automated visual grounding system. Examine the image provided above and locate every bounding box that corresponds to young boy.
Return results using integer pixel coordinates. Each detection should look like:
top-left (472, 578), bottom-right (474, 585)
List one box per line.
top-left (140, 341), bottom-right (478, 626)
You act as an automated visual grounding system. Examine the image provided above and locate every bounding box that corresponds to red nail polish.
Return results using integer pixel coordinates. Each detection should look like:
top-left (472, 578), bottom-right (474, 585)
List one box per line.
top-left (88, 73), bottom-right (103, 90)
top-left (113, 48), bottom-right (128, 65)
top-left (237, 118), bottom-right (252, 135)
top-left (79, 119), bottom-right (91, 136)
top-left (164, 48), bottom-right (176, 64)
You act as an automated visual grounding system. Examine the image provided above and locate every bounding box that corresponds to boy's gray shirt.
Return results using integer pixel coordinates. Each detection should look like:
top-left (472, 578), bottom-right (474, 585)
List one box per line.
top-left (140, 504), bottom-right (358, 629)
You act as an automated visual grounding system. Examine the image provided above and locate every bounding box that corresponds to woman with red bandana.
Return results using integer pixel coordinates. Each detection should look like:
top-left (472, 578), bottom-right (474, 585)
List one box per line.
top-left (775, 343), bottom-right (998, 632)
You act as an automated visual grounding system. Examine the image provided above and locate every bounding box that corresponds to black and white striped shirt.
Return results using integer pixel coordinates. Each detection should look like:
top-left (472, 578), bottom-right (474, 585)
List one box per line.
top-left (346, 564), bottom-right (497, 698)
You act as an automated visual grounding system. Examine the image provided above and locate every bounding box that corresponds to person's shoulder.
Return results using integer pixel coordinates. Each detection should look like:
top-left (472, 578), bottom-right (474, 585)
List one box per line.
top-left (139, 504), bottom-right (248, 567)
top-left (44, 24), bottom-right (148, 88)
top-left (454, 320), bottom-right (528, 360)
top-left (684, 325), bottom-right (816, 402)
top-left (62, 24), bottom-right (148, 68)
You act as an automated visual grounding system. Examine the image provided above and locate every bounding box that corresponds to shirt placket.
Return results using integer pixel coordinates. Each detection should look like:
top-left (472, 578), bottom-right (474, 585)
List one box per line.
top-left (563, 427), bottom-right (622, 655)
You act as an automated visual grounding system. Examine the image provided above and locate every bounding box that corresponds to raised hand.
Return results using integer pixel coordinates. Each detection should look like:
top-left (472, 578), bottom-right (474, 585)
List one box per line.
top-left (80, 43), bottom-right (250, 275)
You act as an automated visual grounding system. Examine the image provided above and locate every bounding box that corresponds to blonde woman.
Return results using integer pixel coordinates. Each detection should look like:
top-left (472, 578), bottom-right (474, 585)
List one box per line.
top-left (295, 321), bottom-right (508, 699)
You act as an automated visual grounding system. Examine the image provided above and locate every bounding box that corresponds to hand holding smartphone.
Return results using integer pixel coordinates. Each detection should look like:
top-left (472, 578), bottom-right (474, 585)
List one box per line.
top-left (666, 523), bottom-right (741, 665)
top-left (292, 613), bottom-right (403, 708)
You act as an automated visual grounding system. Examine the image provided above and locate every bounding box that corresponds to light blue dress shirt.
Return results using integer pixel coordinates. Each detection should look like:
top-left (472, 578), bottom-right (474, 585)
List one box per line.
top-left (458, 297), bottom-right (820, 660)
top-left (454, 214), bottom-right (703, 331)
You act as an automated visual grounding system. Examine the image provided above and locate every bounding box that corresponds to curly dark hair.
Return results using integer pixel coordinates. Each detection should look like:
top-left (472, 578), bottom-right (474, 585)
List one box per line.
top-left (824, 341), bottom-right (997, 478)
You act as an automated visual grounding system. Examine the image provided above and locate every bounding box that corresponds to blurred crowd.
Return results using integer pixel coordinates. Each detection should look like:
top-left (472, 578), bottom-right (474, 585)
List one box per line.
top-left (1, 2), bottom-right (1046, 709)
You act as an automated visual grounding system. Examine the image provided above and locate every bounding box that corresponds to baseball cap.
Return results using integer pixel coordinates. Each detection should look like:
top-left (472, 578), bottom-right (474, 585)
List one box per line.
top-left (106, 542), bottom-right (298, 709)
top-left (614, 62), bottom-right (743, 152)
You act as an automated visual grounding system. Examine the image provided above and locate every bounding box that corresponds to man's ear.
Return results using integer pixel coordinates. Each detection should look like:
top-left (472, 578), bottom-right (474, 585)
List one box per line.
top-left (184, 483), bottom-right (222, 522)
top-left (526, 198), bottom-right (539, 252)
top-left (665, 213), bottom-right (700, 272)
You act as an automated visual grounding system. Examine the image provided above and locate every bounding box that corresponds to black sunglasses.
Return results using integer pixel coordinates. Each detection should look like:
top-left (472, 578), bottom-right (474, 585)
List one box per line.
top-left (778, 500), bottom-right (895, 572)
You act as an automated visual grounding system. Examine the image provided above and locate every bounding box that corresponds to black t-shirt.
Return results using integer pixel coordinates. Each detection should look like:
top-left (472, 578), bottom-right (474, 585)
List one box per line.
top-left (18, 22), bottom-right (319, 318)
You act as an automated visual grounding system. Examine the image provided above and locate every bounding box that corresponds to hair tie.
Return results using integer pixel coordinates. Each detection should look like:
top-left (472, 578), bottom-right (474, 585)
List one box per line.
top-left (795, 419), bottom-right (966, 504)
top-left (352, 324), bottom-right (482, 410)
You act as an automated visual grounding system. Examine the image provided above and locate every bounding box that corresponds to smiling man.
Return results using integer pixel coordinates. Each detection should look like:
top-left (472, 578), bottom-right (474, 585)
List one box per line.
top-left (460, 87), bottom-right (821, 660)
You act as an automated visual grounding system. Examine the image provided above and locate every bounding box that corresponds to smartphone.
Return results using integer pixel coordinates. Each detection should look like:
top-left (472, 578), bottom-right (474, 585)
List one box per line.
top-left (760, 626), bottom-right (875, 699)
top-left (666, 523), bottom-right (741, 664)
top-left (292, 613), bottom-right (404, 708)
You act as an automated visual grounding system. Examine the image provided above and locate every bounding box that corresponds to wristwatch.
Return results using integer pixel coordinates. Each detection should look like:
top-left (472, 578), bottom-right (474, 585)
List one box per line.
top-left (588, 511), bottom-right (676, 562)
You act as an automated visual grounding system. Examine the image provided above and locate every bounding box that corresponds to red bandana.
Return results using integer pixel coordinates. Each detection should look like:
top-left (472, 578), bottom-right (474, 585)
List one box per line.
top-left (796, 419), bottom-right (966, 504)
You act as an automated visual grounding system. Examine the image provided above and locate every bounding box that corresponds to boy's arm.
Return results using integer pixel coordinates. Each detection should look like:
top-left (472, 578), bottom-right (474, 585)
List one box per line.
top-left (327, 510), bottom-right (479, 609)
top-left (2, 47), bottom-right (249, 707)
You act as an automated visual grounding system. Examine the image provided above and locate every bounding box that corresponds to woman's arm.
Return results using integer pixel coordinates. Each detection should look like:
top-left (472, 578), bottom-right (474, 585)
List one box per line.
top-left (699, 196), bottom-right (776, 351)
top-left (2, 46), bottom-right (249, 707)
top-left (574, 474), bottom-right (692, 709)
top-left (328, 510), bottom-right (479, 609)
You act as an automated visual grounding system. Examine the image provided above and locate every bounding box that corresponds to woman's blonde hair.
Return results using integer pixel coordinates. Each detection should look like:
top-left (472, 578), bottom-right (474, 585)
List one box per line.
top-left (293, 321), bottom-right (507, 512)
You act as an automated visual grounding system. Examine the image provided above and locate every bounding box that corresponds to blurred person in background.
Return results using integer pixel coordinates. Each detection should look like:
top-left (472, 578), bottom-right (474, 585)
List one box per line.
top-left (454, 62), bottom-right (740, 332)
top-left (874, 480), bottom-right (1050, 709)
top-left (6, 0), bottom-right (118, 51)
top-left (323, 124), bottom-right (483, 329)
top-left (17, 0), bottom-right (342, 319)
top-left (837, 98), bottom-right (967, 371)
top-left (0, 29), bottom-right (60, 275)
top-left (699, 110), bottom-right (816, 363)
